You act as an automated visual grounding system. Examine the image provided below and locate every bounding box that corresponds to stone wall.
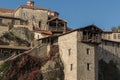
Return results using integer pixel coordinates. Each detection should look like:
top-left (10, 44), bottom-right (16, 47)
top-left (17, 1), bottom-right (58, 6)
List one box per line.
top-left (77, 42), bottom-right (97, 80)
top-left (34, 32), bottom-right (44, 40)
top-left (98, 41), bottom-right (120, 63)
top-left (14, 8), bottom-right (48, 30)
top-left (58, 30), bottom-right (99, 80)
top-left (58, 31), bottom-right (78, 80)
top-left (102, 32), bottom-right (120, 42)
top-left (0, 26), bottom-right (8, 34)
top-left (77, 30), bottom-right (101, 80)
top-left (0, 12), bottom-right (14, 17)
top-left (95, 41), bottom-right (120, 80)
top-left (2, 18), bottom-right (12, 25)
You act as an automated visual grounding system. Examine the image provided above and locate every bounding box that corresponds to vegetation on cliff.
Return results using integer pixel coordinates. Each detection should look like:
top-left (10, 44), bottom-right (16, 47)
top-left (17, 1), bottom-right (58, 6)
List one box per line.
top-left (0, 45), bottom-right (64, 80)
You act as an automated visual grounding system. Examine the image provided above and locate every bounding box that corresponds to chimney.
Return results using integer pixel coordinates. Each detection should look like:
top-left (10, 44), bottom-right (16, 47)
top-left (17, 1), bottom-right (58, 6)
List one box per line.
top-left (27, 0), bottom-right (34, 6)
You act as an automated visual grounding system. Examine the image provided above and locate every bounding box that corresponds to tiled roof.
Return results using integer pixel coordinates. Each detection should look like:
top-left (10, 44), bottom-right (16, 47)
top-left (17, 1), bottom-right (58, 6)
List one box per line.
top-left (37, 35), bottom-right (59, 41)
top-left (33, 30), bottom-right (52, 35)
top-left (0, 8), bottom-right (15, 13)
top-left (48, 17), bottom-right (67, 22)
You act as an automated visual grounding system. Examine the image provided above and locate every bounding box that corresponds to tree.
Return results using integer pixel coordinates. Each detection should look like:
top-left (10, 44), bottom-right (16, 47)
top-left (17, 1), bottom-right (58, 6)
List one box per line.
top-left (117, 26), bottom-right (120, 32)
top-left (110, 27), bottom-right (117, 32)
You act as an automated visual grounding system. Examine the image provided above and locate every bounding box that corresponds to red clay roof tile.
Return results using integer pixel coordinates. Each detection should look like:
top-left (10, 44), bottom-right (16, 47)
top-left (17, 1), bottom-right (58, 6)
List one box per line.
top-left (0, 8), bottom-right (15, 13)
top-left (33, 30), bottom-right (52, 35)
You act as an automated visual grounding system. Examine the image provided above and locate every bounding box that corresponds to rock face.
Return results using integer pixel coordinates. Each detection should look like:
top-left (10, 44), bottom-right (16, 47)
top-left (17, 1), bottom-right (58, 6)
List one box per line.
top-left (10, 27), bottom-right (34, 43)
top-left (0, 45), bottom-right (64, 80)
top-left (41, 45), bottom-right (64, 80)
top-left (0, 27), bottom-right (34, 46)
top-left (41, 59), bottom-right (64, 80)
top-left (0, 27), bottom-right (64, 80)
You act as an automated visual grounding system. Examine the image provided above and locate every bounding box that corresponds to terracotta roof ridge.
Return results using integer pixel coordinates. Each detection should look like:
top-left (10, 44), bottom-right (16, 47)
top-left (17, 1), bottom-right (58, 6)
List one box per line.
top-left (33, 30), bottom-right (52, 35)
top-left (0, 8), bottom-right (15, 12)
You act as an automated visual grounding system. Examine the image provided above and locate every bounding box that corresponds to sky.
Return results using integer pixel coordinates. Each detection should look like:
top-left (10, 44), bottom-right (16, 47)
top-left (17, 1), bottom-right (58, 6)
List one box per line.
top-left (1, 0), bottom-right (120, 30)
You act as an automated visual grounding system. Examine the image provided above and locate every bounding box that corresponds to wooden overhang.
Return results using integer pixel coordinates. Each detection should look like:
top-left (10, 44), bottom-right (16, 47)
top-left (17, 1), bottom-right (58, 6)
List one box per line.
top-left (78, 24), bottom-right (103, 32)
top-left (59, 24), bottom-right (103, 36)
top-left (33, 30), bottom-right (52, 35)
top-left (37, 35), bottom-right (59, 44)
top-left (47, 17), bottom-right (67, 23)
top-left (58, 24), bottom-right (103, 44)
top-left (78, 25), bottom-right (103, 43)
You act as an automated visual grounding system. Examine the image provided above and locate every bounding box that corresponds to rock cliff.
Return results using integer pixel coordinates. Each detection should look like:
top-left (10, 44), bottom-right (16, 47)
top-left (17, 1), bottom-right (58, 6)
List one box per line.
top-left (0, 27), bottom-right (34, 46)
top-left (0, 27), bottom-right (64, 80)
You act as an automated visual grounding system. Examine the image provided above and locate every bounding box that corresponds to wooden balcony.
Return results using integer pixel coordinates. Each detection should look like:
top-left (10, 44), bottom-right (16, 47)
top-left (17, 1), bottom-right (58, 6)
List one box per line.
top-left (49, 26), bottom-right (64, 32)
top-left (81, 35), bottom-right (101, 44)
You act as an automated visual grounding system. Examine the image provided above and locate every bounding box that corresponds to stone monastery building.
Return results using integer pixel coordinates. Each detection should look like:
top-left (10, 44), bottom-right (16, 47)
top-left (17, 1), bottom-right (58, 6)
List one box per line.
top-left (0, 0), bottom-right (67, 35)
top-left (0, 0), bottom-right (120, 80)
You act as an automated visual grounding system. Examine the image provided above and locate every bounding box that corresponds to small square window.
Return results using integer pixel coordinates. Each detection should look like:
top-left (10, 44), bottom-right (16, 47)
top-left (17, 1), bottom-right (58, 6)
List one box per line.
top-left (118, 34), bottom-right (120, 39)
top-left (117, 44), bottom-right (120, 47)
top-left (87, 48), bottom-right (90, 55)
top-left (112, 42), bottom-right (114, 47)
top-left (113, 34), bottom-right (116, 39)
top-left (105, 41), bottom-right (107, 45)
top-left (68, 49), bottom-right (71, 56)
top-left (108, 36), bottom-right (111, 39)
top-left (37, 35), bottom-right (39, 39)
top-left (70, 64), bottom-right (73, 71)
top-left (0, 19), bottom-right (2, 25)
top-left (87, 63), bottom-right (90, 71)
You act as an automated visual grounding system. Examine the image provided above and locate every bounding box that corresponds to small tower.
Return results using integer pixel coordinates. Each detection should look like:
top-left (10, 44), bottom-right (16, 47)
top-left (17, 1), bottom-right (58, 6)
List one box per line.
top-left (27, 0), bottom-right (34, 6)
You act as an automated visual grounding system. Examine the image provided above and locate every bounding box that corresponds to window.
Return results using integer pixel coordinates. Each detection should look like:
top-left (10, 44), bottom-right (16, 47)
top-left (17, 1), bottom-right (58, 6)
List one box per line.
top-left (113, 34), bottom-right (116, 39)
top-left (39, 21), bottom-right (41, 29)
top-left (12, 19), bottom-right (15, 25)
top-left (0, 19), bottom-right (2, 25)
top-left (49, 22), bottom-right (56, 26)
top-left (68, 49), bottom-right (71, 56)
top-left (57, 23), bottom-right (64, 27)
top-left (105, 41), bottom-right (107, 45)
top-left (112, 42), bottom-right (114, 47)
top-left (103, 34), bottom-right (105, 38)
top-left (70, 64), bottom-right (73, 71)
top-left (117, 44), bottom-right (120, 48)
top-left (37, 35), bottom-right (39, 39)
top-left (86, 48), bottom-right (90, 55)
top-left (87, 63), bottom-right (90, 71)
top-left (108, 36), bottom-right (111, 39)
top-left (118, 34), bottom-right (120, 39)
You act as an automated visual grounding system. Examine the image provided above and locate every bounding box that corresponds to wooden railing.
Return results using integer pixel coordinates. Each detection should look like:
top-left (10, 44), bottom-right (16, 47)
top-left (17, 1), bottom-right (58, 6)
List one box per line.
top-left (49, 26), bottom-right (64, 32)
top-left (82, 36), bottom-right (101, 43)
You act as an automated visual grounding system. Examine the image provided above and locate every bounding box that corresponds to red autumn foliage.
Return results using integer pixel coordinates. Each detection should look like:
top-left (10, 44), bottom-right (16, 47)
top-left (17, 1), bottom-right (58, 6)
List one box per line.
top-left (3, 55), bottom-right (42, 80)
top-left (27, 67), bottom-right (40, 80)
